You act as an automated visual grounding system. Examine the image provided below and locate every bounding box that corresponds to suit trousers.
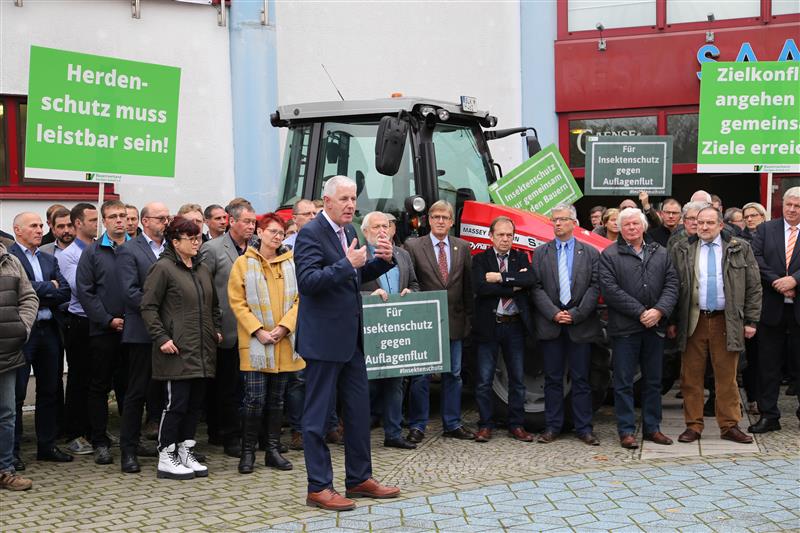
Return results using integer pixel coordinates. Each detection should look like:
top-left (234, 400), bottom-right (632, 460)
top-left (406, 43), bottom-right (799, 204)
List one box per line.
top-left (64, 313), bottom-right (92, 441)
top-left (14, 320), bottom-right (62, 454)
top-left (408, 340), bottom-right (463, 432)
top-left (205, 345), bottom-right (242, 445)
top-left (302, 348), bottom-right (372, 493)
top-left (88, 333), bottom-right (123, 448)
top-left (757, 304), bottom-right (800, 420)
top-left (540, 329), bottom-right (593, 436)
top-left (119, 343), bottom-right (152, 453)
top-left (681, 314), bottom-right (741, 432)
top-left (475, 322), bottom-right (526, 430)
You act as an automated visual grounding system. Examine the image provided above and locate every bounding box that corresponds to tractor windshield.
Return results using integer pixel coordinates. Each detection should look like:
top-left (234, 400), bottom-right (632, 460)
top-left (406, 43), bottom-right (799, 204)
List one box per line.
top-left (431, 123), bottom-right (492, 206)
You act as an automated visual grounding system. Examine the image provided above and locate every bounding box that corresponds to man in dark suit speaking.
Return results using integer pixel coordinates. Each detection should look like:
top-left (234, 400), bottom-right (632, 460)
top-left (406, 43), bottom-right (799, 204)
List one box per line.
top-left (294, 176), bottom-right (400, 511)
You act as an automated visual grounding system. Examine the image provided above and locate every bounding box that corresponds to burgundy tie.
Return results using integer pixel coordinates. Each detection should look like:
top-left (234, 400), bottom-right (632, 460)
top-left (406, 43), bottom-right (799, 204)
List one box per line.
top-left (499, 254), bottom-right (513, 311)
top-left (437, 241), bottom-right (448, 284)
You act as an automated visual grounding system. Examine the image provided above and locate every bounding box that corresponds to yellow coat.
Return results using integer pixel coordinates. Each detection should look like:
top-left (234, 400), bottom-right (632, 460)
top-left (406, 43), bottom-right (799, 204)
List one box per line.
top-left (227, 246), bottom-right (305, 373)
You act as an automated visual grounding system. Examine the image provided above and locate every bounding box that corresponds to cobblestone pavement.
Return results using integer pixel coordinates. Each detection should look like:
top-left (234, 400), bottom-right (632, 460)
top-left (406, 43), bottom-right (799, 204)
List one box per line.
top-left (2, 389), bottom-right (798, 532)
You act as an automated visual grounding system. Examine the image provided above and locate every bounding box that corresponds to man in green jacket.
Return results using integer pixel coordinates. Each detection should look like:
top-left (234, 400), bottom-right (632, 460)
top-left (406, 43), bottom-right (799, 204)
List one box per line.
top-left (668, 206), bottom-right (761, 445)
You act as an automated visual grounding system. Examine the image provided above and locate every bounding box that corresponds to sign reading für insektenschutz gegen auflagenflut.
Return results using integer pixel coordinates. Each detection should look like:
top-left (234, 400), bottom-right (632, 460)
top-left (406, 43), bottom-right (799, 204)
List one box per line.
top-left (362, 291), bottom-right (450, 380)
top-left (697, 61), bottom-right (800, 173)
top-left (24, 46), bottom-right (181, 182)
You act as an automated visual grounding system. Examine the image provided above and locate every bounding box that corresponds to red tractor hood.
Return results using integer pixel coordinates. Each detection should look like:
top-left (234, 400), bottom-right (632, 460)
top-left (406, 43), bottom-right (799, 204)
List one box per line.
top-left (460, 201), bottom-right (612, 255)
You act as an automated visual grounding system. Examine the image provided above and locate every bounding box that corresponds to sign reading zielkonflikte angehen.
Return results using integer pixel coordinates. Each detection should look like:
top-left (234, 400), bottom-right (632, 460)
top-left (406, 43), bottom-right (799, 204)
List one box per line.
top-left (362, 291), bottom-right (451, 380)
top-left (25, 46), bottom-right (181, 182)
top-left (584, 135), bottom-right (673, 196)
top-left (697, 61), bottom-right (800, 173)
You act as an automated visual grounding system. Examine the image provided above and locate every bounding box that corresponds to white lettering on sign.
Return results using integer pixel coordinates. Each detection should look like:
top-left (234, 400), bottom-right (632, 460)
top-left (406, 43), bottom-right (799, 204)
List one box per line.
top-left (66, 63), bottom-right (147, 90)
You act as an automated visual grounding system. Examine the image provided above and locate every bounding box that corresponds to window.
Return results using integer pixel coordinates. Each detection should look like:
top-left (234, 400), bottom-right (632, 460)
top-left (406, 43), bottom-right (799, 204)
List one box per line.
top-left (666, 113), bottom-right (699, 164)
top-left (431, 123), bottom-right (492, 206)
top-left (568, 0), bottom-right (656, 32)
top-left (568, 116), bottom-right (658, 168)
top-left (315, 121), bottom-right (415, 221)
top-left (773, 0), bottom-right (800, 16)
top-left (278, 124), bottom-right (313, 207)
top-left (0, 103), bottom-right (7, 186)
top-left (667, 0), bottom-right (759, 24)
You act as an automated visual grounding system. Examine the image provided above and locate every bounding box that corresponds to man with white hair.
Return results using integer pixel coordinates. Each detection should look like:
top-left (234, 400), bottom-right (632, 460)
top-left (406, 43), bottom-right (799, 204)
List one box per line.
top-left (750, 186), bottom-right (800, 433)
top-left (599, 207), bottom-right (679, 450)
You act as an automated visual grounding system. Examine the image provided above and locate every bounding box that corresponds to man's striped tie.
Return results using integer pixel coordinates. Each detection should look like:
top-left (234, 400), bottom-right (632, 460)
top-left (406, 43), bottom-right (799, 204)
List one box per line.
top-left (787, 226), bottom-right (798, 272)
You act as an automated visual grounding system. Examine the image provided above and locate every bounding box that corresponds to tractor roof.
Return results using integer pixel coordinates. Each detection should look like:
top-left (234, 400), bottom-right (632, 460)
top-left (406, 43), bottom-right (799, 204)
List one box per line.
top-left (274, 97), bottom-right (489, 123)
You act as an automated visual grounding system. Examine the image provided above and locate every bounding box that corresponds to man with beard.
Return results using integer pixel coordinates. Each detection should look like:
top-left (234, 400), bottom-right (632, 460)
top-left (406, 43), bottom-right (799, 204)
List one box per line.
top-left (40, 207), bottom-right (75, 258)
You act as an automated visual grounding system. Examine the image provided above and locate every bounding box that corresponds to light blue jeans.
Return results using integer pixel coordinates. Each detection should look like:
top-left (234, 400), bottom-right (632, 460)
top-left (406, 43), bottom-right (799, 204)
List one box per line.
top-left (0, 368), bottom-right (17, 473)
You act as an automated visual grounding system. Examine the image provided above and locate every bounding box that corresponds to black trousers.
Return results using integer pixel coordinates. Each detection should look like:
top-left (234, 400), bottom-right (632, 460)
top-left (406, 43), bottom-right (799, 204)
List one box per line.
top-left (205, 346), bottom-right (241, 445)
top-left (88, 333), bottom-right (124, 448)
top-left (758, 305), bottom-right (800, 420)
top-left (64, 313), bottom-right (92, 441)
top-left (158, 378), bottom-right (206, 451)
top-left (119, 343), bottom-right (152, 453)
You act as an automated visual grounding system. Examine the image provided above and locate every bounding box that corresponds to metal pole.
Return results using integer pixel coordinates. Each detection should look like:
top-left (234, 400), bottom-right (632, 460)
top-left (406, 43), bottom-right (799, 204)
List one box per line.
top-left (766, 172), bottom-right (773, 220)
top-left (97, 183), bottom-right (105, 239)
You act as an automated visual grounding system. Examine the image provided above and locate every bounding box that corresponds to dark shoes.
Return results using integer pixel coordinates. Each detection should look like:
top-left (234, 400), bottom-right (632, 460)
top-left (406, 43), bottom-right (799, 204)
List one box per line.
top-left (406, 428), bottom-right (425, 443)
top-left (37, 446), bottom-right (74, 462)
top-left (325, 429), bottom-right (344, 445)
top-left (442, 426), bottom-right (474, 440)
top-left (644, 431), bottom-right (673, 445)
top-left (721, 426), bottom-right (754, 444)
top-left (12, 456), bottom-right (25, 471)
top-left (678, 428), bottom-right (701, 443)
top-left (577, 433), bottom-right (600, 446)
top-left (136, 442), bottom-right (158, 457)
top-left (121, 453), bottom-right (141, 473)
top-left (306, 488), bottom-right (356, 511)
top-left (703, 398), bottom-right (716, 417)
top-left (474, 428), bottom-right (492, 443)
top-left (94, 445), bottom-right (113, 465)
top-left (537, 431), bottom-right (557, 444)
top-left (223, 442), bottom-right (241, 458)
top-left (509, 427), bottom-right (534, 442)
top-left (384, 437), bottom-right (416, 449)
top-left (748, 417), bottom-right (781, 434)
top-left (345, 477), bottom-right (401, 499)
top-left (620, 434), bottom-right (639, 449)
top-left (290, 431), bottom-right (304, 451)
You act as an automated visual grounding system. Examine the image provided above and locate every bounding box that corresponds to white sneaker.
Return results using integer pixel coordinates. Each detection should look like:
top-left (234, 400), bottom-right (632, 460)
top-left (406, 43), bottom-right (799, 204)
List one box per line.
top-left (66, 437), bottom-right (94, 455)
top-left (157, 444), bottom-right (195, 480)
top-left (177, 440), bottom-right (208, 477)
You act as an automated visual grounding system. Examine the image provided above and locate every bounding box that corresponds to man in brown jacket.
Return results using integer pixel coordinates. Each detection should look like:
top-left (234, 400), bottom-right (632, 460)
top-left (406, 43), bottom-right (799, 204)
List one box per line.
top-left (404, 200), bottom-right (474, 442)
top-left (668, 206), bottom-right (761, 444)
top-left (0, 242), bottom-right (38, 490)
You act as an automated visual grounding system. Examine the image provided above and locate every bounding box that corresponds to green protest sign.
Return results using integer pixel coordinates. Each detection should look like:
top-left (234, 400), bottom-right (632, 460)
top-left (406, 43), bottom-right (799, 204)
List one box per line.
top-left (25, 46), bottom-right (181, 182)
top-left (489, 144), bottom-right (582, 215)
top-left (697, 61), bottom-right (800, 173)
top-left (584, 135), bottom-right (673, 196)
top-left (362, 291), bottom-right (450, 380)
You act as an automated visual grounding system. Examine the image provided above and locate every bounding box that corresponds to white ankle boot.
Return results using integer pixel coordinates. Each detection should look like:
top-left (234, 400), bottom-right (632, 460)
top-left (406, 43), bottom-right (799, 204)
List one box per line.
top-left (157, 443), bottom-right (195, 480)
top-left (177, 440), bottom-right (208, 477)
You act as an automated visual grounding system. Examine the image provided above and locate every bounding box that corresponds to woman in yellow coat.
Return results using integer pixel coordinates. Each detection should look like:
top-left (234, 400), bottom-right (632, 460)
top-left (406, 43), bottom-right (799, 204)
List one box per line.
top-left (228, 213), bottom-right (304, 474)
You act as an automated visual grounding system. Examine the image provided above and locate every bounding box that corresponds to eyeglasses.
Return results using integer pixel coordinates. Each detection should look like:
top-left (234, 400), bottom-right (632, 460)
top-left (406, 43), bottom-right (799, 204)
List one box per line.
top-left (429, 215), bottom-right (452, 222)
top-left (145, 216), bottom-right (171, 223)
top-left (178, 236), bottom-right (201, 243)
top-left (263, 228), bottom-right (286, 237)
top-left (684, 216), bottom-right (698, 222)
top-left (743, 214), bottom-right (763, 219)
top-left (551, 217), bottom-right (573, 224)
top-left (662, 211), bottom-right (681, 216)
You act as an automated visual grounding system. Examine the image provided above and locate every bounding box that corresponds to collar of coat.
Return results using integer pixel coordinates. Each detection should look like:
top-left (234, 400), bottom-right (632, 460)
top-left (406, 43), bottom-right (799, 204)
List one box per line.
top-left (615, 233), bottom-right (661, 256)
top-left (686, 228), bottom-right (741, 251)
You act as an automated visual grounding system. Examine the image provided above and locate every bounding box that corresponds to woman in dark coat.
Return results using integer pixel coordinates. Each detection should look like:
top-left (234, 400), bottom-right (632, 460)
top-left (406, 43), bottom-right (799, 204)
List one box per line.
top-left (141, 216), bottom-right (221, 480)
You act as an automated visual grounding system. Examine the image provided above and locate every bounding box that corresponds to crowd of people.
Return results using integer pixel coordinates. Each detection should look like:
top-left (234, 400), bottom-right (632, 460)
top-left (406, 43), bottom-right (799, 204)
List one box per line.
top-left (0, 180), bottom-right (797, 513)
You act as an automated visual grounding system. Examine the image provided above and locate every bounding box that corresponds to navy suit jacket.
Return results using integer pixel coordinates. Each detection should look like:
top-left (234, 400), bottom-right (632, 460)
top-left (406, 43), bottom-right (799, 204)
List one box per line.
top-left (9, 243), bottom-right (71, 320)
top-left (294, 212), bottom-right (395, 362)
top-left (752, 218), bottom-right (800, 326)
top-left (118, 234), bottom-right (161, 344)
top-left (471, 248), bottom-right (535, 341)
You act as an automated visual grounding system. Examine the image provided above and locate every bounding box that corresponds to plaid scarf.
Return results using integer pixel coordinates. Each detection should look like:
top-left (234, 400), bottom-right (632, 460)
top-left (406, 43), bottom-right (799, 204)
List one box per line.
top-left (244, 254), bottom-right (298, 370)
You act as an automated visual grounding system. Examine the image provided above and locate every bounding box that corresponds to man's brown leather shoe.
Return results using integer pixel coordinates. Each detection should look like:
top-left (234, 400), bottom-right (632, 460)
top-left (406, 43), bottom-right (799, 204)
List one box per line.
top-left (537, 431), bottom-right (557, 444)
top-left (643, 431), bottom-right (673, 445)
top-left (577, 432), bottom-right (600, 446)
top-left (721, 426), bottom-right (754, 444)
top-left (290, 431), bottom-right (304, 450)
top-left (345, 477), bottom-right (400, 499)
top-left (620, 434), bottom-right (639, 449)
top-left (678, 428), bottom-right (701, 443)
top-left (509, 427), bottom-right (534, 442)
top-left (442, 426), bottom-right (475, 440)
top-left (474, 428), bottom-right (492, 442)
top-left (306, 488), bottom-right (356, 511)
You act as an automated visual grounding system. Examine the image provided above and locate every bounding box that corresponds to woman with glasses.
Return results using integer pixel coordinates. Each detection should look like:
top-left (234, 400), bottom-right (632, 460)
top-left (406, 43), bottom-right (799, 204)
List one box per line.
top-left (141, 216), bottom-right (222, 480)
top-left (741, 202), bottom-right (767, 241)
top-left (227, 213), bottom-right (304, 474)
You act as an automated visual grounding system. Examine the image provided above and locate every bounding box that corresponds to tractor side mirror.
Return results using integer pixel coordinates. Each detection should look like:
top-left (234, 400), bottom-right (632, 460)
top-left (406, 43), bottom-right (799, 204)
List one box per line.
top-left (526, 135), bottom-right (542, 158)
top-left (375, 116), bottom-right (408, 176)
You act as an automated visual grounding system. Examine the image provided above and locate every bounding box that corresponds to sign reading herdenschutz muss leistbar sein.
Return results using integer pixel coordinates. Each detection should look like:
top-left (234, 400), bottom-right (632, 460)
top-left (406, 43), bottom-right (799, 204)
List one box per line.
top-left (362, 291), bottom-right (451, 380)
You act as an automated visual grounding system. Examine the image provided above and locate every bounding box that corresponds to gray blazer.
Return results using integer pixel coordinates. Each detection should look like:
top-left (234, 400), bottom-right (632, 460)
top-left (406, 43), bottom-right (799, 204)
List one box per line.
top-left (404, 234), bottom-right (472, 340)
top-left (199, 233), bottom-right (242, 349)
top-left (117, 234), bottom-right (161, 344)
top-left (531, 238), bottom-right (602, 344)
top-left (361, 246), bottom-right (420, 294)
